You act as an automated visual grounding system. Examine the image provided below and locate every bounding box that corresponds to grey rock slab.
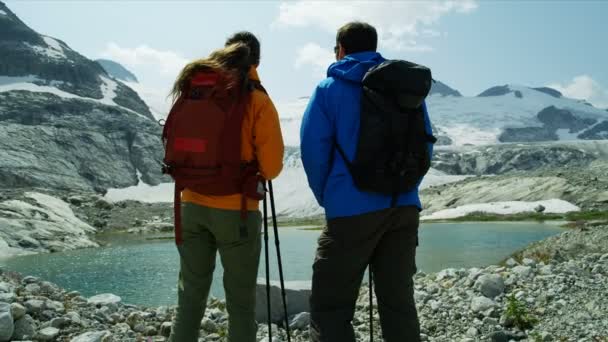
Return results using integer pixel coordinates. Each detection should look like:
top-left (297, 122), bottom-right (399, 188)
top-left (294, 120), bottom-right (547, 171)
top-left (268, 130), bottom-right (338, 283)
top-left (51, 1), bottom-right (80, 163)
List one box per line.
top-left (474, 274), bottom-right (505, 298)
top-left (35, 327), bottom-right (60, 341)
top-left (11, 315), bottom-right (35, 340)
top-left (87, 294), bottom-right (121, 306)
top-left (70, 331), bottom-right (112, 342)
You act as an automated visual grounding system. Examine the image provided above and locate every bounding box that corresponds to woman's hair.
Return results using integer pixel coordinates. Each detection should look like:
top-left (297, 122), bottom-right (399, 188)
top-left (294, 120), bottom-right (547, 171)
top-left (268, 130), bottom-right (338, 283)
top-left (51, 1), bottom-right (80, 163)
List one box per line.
top-left (170, 42), bottom-right (251, 102)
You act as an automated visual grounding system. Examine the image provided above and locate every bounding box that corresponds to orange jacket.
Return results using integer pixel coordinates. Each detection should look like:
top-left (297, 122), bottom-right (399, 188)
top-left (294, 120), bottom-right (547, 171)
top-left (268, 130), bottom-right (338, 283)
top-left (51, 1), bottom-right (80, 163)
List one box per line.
top-left (181, 67), bottom-right (284, 210)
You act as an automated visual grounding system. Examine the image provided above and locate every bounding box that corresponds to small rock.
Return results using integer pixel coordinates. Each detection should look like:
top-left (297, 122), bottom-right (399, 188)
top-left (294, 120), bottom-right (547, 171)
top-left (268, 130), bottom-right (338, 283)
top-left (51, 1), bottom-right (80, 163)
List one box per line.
top-left (160, 322), bottom-right (172, 337)
top-left (0, 293), bottom-right (16, 303)
top-left (289, 312), bottom-right (310, 330)
top-left (9, 303), bottom-right (26, 321)
top-left (0, 309), bottom-right (14, 342)
top-left (471, 296), bottom-right (495, 313)
top-left (44, 300), bottom-right (65, 313)
top-left (0, 283), bottom-right (11, 293)
top-left (71, 331), bottom-right (112, 342)
top-left (21, 276), bottom-right (39, 285)
top-left (11, 315), bottom-right (35, 340)
top-left (200, 318), bottom-right (217, 332)
top-left (94, 199), bottom-right (113, 210)
top-left (466, 327), bottom-right (478, 337)
top-left (534, 204), bottom-right (546, 213)
top-left (499, 314), bottom-right (514, 328)
top-left (24, 300), bottom-right (44, 314)
top-left (505, 258), bottom-right (519, 267)
top-left (488, 330), bottom-right (510, 342)
top-left (512, 265), bottom-right (533, 278)
top-left (522, 258), bottom-right (537, 267)
top-left (24, 283), bottom-right (41, 295)
top-left (474, 274), bottom-right (505, 298)
top-left (145, 325), bottom-right (157, 336)
top-left (126, 312), bottom-right (144, 329)
top-left (35, 327), bottom-right (60, 341)
top-left (540, 331), bottom-right (553, 341)
top-left (50, 317), bottom-right (69, 329)
top-left (88, 294), bottom-right (121, 306)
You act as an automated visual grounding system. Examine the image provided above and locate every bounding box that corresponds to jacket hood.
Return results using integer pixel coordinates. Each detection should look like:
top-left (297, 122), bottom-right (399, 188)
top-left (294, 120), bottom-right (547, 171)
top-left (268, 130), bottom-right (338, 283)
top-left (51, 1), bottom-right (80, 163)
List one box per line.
top-left (327, 51), bottom-right (385, 83)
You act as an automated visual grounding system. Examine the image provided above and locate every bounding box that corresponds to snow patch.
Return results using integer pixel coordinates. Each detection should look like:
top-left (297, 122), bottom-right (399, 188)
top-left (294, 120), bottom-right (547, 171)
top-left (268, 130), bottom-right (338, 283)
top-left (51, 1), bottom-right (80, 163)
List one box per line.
top-left (105, 171), bottom-right (174, 203)
top-left (42, 36), bottom-right (64, 53)
top-left (104, 166), bottom-right (470, 219)
top-left (99, 76), bottom-right (118, 106)
top-left (420, 169), bottom-right (472, 188)
top-left (24, 36), bottom-right (67, 60)
top-left (0, 76), bottom-right (85, 100)
top-left (421, 199), bottom-right (580, 221)
top-left (0, 10), bottom-right (7, 16)
top-left (0, 76), bottom-right (150, 119)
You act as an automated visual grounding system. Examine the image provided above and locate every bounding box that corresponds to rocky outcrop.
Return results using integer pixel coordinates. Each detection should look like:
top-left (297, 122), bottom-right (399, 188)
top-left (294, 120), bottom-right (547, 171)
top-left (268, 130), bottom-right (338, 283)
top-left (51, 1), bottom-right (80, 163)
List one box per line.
top-left (432, 142), bottom-right (598, 175)
top-left (499, 106), bottom-right (598, 143)
top-left (0, 1), bottom-right (164, 192)
top-left (422, 159), bottom-right (608, 213)
top-left (537, 106), bottom-right (596, 132)
top-left (0, 91), bottom-right (166, 191)
top-left (255, 281), bottom-right (310, 324)
top-left (579, 120), bottom-right (608, 140)
top-left (0, 192), bottom-right (98, 257)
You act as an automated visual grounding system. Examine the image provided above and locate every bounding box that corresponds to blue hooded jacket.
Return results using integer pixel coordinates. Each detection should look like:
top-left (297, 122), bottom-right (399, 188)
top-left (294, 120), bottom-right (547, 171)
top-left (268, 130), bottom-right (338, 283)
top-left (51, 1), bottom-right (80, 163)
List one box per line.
top-left (300, 51), bottom-right (434, 219)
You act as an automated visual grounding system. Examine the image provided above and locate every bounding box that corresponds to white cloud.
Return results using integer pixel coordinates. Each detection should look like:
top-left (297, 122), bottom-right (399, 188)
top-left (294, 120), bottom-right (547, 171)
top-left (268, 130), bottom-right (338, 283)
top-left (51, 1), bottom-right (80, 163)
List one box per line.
top-left (549, 75), bottom-right (608, 109)
top-left (274, 1), bottom-right (477, 52)
top-left (100, 42), bottom-right (188, 76)
top-left (295, 43), bottom-right (335, 78)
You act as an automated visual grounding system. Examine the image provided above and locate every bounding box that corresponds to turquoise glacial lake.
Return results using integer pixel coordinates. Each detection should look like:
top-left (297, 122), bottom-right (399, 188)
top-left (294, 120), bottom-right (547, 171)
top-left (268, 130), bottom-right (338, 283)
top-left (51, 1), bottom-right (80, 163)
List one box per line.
top-left (0, 222), bottom-right (564, 307)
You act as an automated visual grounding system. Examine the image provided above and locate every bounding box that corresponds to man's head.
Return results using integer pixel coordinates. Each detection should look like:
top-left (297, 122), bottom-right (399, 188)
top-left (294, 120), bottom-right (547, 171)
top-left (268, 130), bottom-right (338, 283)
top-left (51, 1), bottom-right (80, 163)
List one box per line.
top-left (225, 31), bottom-right (260, 67)
top-left (335, 22), bottom-right (377, 60)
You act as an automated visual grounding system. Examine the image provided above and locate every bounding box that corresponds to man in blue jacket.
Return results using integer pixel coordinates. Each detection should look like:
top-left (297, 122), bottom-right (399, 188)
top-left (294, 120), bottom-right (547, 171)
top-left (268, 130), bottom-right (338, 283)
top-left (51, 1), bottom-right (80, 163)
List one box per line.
top-left (300, 22), bottom-right (433, 342)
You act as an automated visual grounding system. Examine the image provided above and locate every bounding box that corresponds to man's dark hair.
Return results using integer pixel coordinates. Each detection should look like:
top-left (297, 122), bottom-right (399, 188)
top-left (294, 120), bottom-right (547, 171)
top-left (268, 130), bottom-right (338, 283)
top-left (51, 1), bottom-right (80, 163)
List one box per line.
top-left (225, 31), bottom-right (260, 66)
top-left (336, 22), bottom-right (378, 55)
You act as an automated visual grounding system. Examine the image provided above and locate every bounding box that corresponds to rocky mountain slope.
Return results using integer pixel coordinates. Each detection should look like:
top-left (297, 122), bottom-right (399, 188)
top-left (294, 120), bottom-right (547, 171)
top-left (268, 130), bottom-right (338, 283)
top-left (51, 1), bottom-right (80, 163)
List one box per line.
top-left (0, 1), bottom-right (167, 192)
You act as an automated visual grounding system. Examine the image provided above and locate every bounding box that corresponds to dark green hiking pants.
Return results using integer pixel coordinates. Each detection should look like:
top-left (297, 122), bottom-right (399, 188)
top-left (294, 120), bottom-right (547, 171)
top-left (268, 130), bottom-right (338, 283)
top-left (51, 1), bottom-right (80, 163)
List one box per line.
top-left (169, 203), bottom-right (262, 342)
top-left (310, 206), bottom-right (421, 342)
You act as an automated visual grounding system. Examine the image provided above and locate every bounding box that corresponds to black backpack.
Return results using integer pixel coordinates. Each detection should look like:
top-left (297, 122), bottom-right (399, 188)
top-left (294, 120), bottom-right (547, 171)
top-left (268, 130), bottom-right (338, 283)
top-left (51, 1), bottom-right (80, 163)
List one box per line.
top-left (336, 60), bottom-right (437, 204)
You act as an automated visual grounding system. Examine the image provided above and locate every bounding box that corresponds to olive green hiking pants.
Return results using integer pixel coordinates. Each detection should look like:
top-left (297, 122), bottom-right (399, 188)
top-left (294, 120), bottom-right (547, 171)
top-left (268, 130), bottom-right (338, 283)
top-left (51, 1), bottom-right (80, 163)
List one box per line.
top-left (169, 203), bottom-right (262, 342)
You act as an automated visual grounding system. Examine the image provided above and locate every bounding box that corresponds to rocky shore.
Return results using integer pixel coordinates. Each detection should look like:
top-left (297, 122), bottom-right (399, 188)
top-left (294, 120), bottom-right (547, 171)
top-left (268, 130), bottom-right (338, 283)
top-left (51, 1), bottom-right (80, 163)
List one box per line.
top-left (0, 221), bottom-right (605, 341)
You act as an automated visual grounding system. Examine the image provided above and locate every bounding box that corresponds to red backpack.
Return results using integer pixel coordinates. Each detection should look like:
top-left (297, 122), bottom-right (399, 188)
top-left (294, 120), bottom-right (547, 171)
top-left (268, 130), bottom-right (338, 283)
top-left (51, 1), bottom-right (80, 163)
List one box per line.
top-left (162, 71), bottom-right (264, 244)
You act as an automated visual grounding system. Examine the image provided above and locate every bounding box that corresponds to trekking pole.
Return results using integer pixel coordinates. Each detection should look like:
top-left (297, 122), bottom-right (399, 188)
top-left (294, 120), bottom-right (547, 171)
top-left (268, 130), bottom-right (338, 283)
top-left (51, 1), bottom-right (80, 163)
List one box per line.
top-left (263, 192), bottom-right (272, 342)
top-left (369, 266), bottom-right (374, 342)
top-left (268, 180), bottom-right (292, 342)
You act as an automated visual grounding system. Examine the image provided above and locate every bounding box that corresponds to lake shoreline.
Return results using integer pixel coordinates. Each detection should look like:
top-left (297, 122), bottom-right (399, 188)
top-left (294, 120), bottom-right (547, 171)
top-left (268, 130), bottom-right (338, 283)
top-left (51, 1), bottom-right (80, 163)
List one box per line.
top-left (0, 221), bottom-right (606, 341)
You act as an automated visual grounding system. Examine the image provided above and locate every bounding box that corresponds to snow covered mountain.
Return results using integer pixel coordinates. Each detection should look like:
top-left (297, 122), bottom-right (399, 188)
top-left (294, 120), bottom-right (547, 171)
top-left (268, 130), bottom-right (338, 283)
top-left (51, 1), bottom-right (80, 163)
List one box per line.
top-left (276, 84), bottom-right (608, 147)
top-left (0, 1), bottom-right (166, 191)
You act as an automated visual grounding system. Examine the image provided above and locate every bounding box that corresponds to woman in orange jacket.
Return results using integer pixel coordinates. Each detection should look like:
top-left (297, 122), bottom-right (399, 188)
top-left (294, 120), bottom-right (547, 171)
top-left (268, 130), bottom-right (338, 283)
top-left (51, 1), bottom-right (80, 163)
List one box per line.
top-left (167, 32), bottom-right (284, 342)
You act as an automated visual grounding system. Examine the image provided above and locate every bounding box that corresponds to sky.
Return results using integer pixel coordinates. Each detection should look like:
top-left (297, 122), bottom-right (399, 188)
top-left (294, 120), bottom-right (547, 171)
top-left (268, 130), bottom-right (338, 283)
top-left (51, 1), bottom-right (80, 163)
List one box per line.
top-left (5, 0), bottom-right (608, 112)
